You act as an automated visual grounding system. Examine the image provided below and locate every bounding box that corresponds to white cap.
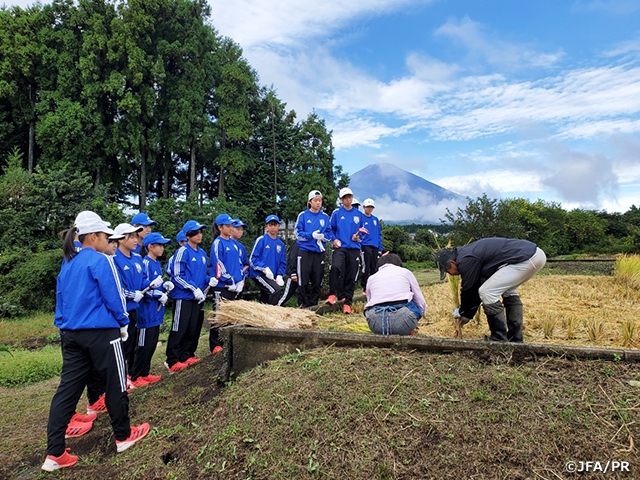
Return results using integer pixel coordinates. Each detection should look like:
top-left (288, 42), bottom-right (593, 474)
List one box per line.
top-left (308, 190), bottom-right (323, 201)
top-left (75, 211), bottom-right (110, 228)
top-left (339, 187), bottom-right (353, 198)
top-left (363, 198), bottom-right (375, 207)
top-left (75, 211), bottom-right (115, 236)
top-left (352, 198), bottom-right (361, 206)
top-left (109, 223), bottom-right (143, 240)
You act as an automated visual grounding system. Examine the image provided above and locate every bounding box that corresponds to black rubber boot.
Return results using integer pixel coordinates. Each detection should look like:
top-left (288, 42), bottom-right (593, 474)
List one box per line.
top-left (503, 295), bottom-right (524, 343)
top-left (483, 301), bottom-right (509, 342)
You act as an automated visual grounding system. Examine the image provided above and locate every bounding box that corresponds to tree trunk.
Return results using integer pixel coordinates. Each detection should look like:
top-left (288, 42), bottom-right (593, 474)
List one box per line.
top-left (218, 132), bottom-right (226, 198)
top-left (139, 147), bottom-right (147, 209)
top-left (28, 85), bottom-right (35, 173)
top-left (272, 106), bottom-right (277, 210)
top-left (95, 167), bottom-right (101, 189)
top-left (190, 140), bottom-right (197, 196)
top-left (163, 151), bottom-right (170, 198)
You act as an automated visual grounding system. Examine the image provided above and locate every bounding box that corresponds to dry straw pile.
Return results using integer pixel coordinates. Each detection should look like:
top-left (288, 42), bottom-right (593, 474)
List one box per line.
top-left (208, 299), bottom-right (318, 330)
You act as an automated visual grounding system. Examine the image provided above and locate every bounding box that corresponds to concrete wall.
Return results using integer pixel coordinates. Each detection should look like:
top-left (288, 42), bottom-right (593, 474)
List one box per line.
top-left (218, 326), bottom-right (640, 383)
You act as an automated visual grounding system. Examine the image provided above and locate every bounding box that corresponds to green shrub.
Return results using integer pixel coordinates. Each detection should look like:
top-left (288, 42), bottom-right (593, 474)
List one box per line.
top-left (0, 249), bottom-right (62, 317)
top-left (0, 345), bottom-right (62, 387)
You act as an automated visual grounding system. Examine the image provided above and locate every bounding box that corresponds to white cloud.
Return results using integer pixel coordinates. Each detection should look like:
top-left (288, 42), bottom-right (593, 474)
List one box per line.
top-left (373, 195), bottom-right (467, 223)
top-left (434, 16), bottom-right (564, 68)
top-left (209, 0), bottom-right (429, 47)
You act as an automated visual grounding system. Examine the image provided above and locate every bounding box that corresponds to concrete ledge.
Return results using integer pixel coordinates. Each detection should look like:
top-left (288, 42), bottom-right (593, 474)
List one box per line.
top-left (218, 326), bottom-right (640, 383)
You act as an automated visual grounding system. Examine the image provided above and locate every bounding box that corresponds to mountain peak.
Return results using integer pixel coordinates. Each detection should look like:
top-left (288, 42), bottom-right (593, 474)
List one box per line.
top-left (348, 163), bottom-right (465, 223)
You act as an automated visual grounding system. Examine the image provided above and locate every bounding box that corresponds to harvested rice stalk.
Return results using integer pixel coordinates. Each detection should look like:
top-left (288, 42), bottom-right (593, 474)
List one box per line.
top-left (208, 299), bottom-right (318, 330)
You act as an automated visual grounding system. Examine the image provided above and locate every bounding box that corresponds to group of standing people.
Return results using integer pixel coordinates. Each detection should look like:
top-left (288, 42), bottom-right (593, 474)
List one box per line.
top-left (43, 184), bottom-right (547, 472)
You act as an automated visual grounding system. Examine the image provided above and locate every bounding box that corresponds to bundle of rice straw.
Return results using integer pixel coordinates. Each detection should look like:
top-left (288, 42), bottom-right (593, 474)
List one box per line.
top-left (208, 299), bottom-right (318, 330)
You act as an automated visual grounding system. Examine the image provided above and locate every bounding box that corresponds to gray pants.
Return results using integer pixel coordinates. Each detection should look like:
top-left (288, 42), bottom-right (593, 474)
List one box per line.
top-left (365, 304), bottom-right (419, 335)
top-left (478, 248), bottom-right (546, 304)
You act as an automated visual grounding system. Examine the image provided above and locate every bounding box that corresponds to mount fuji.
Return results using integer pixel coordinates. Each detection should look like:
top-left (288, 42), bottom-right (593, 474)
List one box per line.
top-left (347, 163), bottom-right (466, 223)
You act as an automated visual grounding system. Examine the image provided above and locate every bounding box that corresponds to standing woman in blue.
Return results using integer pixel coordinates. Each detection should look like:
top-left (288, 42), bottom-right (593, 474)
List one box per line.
top-left (112, 223), bottom-right (163, 375)
top-left (250, 215), bottom-right (288, 305)
top-left (360, 198), bottom-right (383, 293)
top-left (231, 218), bottom-right (250, 288)
top-left (42, 212), bottom-right (149, 472)
top-left (167, 220), bottom-right (215, 372)
top-left (294, 190), bottom-right (334, 308)
top-left (209, 213), bottom-right (244, 354)
top-left (130, 233), bottom-right (173, 388)
top-left (131, 212), bottom-right (157, 255)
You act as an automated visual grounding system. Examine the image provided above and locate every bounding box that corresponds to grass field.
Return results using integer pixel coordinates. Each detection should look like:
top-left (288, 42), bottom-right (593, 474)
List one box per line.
top-left (1, 263), bottom-right (639, 478)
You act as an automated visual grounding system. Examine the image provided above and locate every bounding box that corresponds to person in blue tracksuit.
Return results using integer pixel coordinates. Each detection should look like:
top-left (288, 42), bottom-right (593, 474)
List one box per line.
top-left (231, 218), bottom-right (250, 285)
top-left (131, 212), bottom-right (157, 255)
top-left (42, 212), bottom-right (149, 472)
top-left (112, 223), bottom-right (163, 374)
top-left (295, 190), bottom-right (334, 308)
top-left (130, 233), bottom-right (173, 388)
top-left (208, 214), bottom-right (244, 353)
top-left (166, 230), bottom-right (187, 277)
top-left (360, 198), bottom-right (383, 292)
top-left (250, 215), bottom-right (288, 305)
top-left (328, 187), bottom-right (367, 314)
top-left (166, 220), bottom-right (215, 371)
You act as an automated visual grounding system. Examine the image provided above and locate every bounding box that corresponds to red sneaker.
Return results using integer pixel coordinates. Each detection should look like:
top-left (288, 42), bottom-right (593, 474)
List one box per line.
top-left (185, 357), bottom-right (201, 366)
top-left (211, 346), bottom-right (223, 355)
top-left (343, 304), bottom-right (352, 314)
top-left (65, 421), bottom-right (93, 438)
top-left (116, 423), bottom-right (150, 453)
top-left (129, 377), bottom-right (149, 389)
top-left (87, 394), bottom-right (107, 414)
top-left (164, 361), bottom-right (188, 374)
top-left (141, 374), bottom-right (162, 384)
top-left (42, 448), bottom-right (77, 471)
top-left (325, 294), bottom-right (337, 305)
top-left (70, 412), bottom-right (97, 423)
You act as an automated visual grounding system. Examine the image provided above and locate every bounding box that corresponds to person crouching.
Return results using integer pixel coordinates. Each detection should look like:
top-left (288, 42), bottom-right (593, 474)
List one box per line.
top-left (363, 253), bottom-right (427, 335)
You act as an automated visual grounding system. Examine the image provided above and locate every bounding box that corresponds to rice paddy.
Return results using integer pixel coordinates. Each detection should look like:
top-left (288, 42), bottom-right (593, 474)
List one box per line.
top-left (320, 275), bottom-right (640, 348)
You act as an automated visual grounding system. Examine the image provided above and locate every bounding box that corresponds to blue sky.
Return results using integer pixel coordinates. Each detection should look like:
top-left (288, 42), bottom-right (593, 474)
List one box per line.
top-left (8, 0), bottom-right (640, 216)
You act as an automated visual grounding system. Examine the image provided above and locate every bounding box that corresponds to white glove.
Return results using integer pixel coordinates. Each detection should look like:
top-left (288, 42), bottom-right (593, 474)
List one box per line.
top-left (163, 281), bottom-right (174, 292)
top-left (133, 290), bottom-right (144, 302)
top-left (333, 239), bottom-right (342, 248)
top-left (149, 275), bottom-right (163, 288)
top-left (209, 276), bottom-right (219, 288)
top-left (120, 326), bottom-right (129, 342)
top-left (453, 308), bottom-right (460, 318)
top-left (235, 280), bottom-right (244, 293)
top-left (264, 267), bottom-right (274, 280)
top-left (275, 275), bottom-right (284, 286)
top-left (227, 282), bottom-right (237, 292)
top-left (312, 230), bottom-right (326, 241)
top-left (159, 293), bottom-right (168, 306)
top-left (193, 288), bottom-right (205, 302)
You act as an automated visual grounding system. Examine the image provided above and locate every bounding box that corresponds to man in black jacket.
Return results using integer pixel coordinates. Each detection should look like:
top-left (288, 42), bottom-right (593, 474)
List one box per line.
top-left (434, 238), bottom-right (546, 342)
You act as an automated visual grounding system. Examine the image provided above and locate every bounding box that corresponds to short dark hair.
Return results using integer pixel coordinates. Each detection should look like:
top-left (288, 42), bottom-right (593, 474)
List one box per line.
top-left (186, 229), bottom-right (201, 238)
top-left (377, 252), bottom-right (402, 268)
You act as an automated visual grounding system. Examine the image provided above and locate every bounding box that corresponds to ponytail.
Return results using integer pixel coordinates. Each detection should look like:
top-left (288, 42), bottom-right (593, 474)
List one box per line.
top-left (63, 228), bottom-right (83, 262)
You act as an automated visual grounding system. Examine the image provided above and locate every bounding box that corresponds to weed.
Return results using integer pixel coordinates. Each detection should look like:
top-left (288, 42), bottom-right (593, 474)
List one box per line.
top-left (586, 318), bottom-right (605, 343)
top-left (542, 316), bottom-right (556, 339)
top-left (565, 317), bottom-right (578, 340)
top-left (620, 319), bottom-right (636, 346)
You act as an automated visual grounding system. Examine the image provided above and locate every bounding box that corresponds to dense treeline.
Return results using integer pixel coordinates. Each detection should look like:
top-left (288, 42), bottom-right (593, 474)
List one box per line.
top-left (386, 194), bottom-right (640, 263)
top-left (0, 0), bottom-right (347, 219)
